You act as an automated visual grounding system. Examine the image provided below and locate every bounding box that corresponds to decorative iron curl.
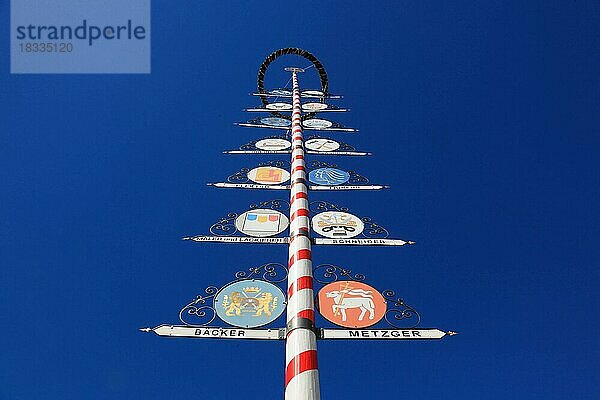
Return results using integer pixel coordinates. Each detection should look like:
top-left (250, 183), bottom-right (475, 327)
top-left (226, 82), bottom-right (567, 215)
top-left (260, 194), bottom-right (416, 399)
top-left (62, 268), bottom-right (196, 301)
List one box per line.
top-left (249, 199), bottom-right (290, 211)
top-left (309, 200), bottom-right (349, 213)
top-left (179, 286), bottom-right (219, 327)
top-left (307, 160), bottom-right (338, 169)
top-left (360, 217), bottom-right (390, 238)
top-left (209, 212), bottom-right (238, 236)
top-left (226, 161), bottom-right (291, 183)
top-left (382, 290), bottom-right (421, 328)
top-left (313, 264), bottom-right (366, 285)
top-left (234, 262), bottom-right (288, 284)
top-left (347, 171), bottom-right (370, 185)
top-left (227, 168), bottom-right (250, 183)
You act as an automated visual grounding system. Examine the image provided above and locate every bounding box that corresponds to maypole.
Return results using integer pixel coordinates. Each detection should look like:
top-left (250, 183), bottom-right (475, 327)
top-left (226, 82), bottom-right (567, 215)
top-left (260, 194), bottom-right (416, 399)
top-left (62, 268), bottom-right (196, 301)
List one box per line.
top-left (142, 47), bottom-right (456, 400)
top-left (285, 68), bottom-right (320, 400)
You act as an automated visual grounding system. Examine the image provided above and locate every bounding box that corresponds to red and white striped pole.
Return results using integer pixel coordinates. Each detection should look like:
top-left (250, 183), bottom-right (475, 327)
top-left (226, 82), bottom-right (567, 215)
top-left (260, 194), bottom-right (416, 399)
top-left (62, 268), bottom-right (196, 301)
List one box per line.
top-left (285, 69), bottom-right (321, 400)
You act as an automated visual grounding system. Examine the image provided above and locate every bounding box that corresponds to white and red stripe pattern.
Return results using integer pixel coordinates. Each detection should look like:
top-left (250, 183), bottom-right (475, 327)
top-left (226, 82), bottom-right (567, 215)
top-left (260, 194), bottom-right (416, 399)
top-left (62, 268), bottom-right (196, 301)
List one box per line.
top-left (285, 71), bottom-right (321, 400)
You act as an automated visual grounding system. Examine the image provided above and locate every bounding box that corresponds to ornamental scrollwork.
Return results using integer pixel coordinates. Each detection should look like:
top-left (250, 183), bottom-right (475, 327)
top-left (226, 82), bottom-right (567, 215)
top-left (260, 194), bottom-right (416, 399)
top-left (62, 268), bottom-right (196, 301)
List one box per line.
top-left (209, 212), bottom-right (238, 236)
top-left (249, 199), bottom-right (290, 211)
top-left (309, 200), bottom-right (349, 213)
top-left (347, 170), bottom-right (370, 185)
top-left (179, 286), bottom-right (219, 327)
top-left (227, 168), bottom-right (251, 183)
top-left (313, 264), bottom-right (366, 285)
top-left (360, 217), bottom-right (390, 239)
top-left (382, 290), bottom-right (421, 328)
top-left (234, 262), bottom-right (288, 284)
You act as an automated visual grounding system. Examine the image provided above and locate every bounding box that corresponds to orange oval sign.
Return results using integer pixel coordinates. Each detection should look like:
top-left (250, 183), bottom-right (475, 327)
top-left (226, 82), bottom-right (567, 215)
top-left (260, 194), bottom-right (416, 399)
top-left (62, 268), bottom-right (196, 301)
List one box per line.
top-left (317, 281), bottom-right (386, 328)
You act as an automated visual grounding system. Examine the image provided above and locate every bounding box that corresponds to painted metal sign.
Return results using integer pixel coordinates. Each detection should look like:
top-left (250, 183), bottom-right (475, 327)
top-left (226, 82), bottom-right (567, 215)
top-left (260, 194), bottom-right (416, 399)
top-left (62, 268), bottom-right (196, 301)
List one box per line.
top-left (312, 211), bottom-right (364, 238)
top-left (305, 138), bottom-right (340, 152)
top-left (302, 90), bottom-right (325, 97)
top-left (317, 281), bottom-right (387, 328)
top-left (260, 117), bottom-right (291, 127)
top-left (247, 166), bottom-right (290, 185)
top-left (266, 102), bottom-right (293, 111)
top-left (313, 238), bottom-right (412, 246)
top-left (252, 89), bottom-right (342, 99)
top-left (255, 138), bottom-right (292, 151)
top-left (320, 328), bottom-right (455, 340)
top-left (302, 102), bottom-right (328, 112)
top-left (183, 235), bottom-right (290, 244)
top-left (234, 208), bottom-right (289, 237)
top-left (308, 168), bottom-right (350, 185)
top-left (214, 280), bottom-right (286, 328)
top-left (303, 118), bottom-right (333, 129)
top-left (142, 325), bottom-right (285, 340)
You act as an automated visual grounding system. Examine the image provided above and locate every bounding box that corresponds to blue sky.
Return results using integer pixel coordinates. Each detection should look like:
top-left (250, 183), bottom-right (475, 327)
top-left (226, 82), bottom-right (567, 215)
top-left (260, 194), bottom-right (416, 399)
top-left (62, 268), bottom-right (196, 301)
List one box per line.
top-left (1, 1), bottom-right (599, 399)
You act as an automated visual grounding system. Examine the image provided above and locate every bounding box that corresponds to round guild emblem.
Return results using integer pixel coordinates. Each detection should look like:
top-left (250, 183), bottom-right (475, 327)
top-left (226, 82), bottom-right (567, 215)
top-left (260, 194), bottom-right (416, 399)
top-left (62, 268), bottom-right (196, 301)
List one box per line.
top-left (260, 117), bottom-right (291, 127)
top-left (255, 138), bottom-right (292, 151)
top-left (235, 209), bottom-right (289, 237)
top-left (303, 119), bottom-right (333, 129)
top-left (247, 166), bottom-right (290, 185)
top-left (305, 138), bottom-right (340, 152)
top-left (215, 279), bottom-right (286, 328)
top-left (318, 281), bottom-right (386, 328)
top-left (302, 102), bottom-right (328, 111)
top-left (266, 102), bottom-right (293, 111)
top-left (311, 211), bottom-right (364, 238)
top-left (309, 168), bottom-right (350, 186)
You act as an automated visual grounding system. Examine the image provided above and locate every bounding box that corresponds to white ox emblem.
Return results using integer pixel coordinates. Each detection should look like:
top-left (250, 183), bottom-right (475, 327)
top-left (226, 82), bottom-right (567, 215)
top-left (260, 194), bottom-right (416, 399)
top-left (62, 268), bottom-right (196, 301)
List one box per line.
top-left (326, 289), bottom-right (375, 322)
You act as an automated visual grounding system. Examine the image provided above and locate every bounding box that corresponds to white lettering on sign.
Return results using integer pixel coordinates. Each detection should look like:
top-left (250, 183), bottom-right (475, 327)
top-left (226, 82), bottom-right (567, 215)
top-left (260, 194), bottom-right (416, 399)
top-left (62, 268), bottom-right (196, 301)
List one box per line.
top-left (147, 325), bottom-right (284, 340)
top-left (313, 238), bottom-right (410, 246)
top-left (309, 185), bottom-right (387, 191)
top-left (210, 183), bottom-right (290, 190)
top-left (183, 236), bottom-right (289, 244)
top-left (320, 329), bottom-right (449, 340)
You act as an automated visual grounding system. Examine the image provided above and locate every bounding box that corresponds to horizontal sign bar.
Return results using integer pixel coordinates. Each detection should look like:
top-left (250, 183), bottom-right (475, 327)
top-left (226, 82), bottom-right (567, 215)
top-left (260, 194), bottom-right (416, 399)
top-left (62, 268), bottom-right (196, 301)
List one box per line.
top-left (183, 235), bottom-right (290, 244)
top-left (252, 93), bottom-right (342, 99)
top-left (235, 123), bottom-right (289, 130)
top-left (310, 185), bottom-right (389, 191)
top-left (208, 183), bottom-right (386, 191)
top-left (305, 151), bottom-right (370, 156)
top-left (313, 238), bottom-right (414, 246)
top-left (224, 150), bottom-right (292, 154)
top-left (235, 123), bottom-right (357, 133)
top-left (320, 328), bottom-right (456, 340)
top-left (245, 108), bottom-right (348, 113)
top-left (141, 325), bottom-right (285, 340)
top-left (208, 183), bottom-right (290, 190)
